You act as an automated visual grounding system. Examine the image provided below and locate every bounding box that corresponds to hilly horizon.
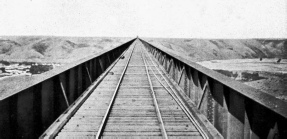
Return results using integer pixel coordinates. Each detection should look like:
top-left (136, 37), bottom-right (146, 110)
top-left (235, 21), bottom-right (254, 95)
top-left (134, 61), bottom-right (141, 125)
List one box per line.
top-left (0, 36), bottom-right (286, 101)
top-left (0, 36), bottom-right (132, 63)
top-left (146, 38), bottom-right (287, 62)
top-left (1, 36), bottom-right (286, 64)
top-left (146, 38), bottom-right (287, 101)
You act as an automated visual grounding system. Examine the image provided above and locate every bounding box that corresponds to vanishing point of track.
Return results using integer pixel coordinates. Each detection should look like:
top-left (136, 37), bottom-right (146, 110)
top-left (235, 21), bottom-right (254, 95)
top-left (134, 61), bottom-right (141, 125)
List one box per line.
top-left (44, 40), bottom-right (209, 139)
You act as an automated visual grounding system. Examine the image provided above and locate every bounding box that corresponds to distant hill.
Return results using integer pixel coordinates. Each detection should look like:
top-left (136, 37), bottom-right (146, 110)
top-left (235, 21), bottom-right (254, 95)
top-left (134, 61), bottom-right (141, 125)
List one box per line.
top-left (144, 38), bottom-right (287, 101)
top-left (1, 37), bottom-right (286, 63)
top-left (0, 36), bottom-right (132, 63)
top-left (145, 38), bottom-right (286, 62)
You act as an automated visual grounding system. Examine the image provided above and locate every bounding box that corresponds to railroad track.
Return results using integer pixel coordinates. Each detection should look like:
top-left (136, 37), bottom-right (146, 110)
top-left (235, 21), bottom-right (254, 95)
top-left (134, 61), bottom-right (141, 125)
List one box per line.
top-left (41, 40), bottom-right (209, 139)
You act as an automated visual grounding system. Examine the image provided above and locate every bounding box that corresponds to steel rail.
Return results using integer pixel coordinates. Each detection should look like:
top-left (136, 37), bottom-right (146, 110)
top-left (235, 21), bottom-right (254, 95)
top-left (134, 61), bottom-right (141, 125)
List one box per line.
top-left (143, 48), bottom-right (209, 139)
top-left (140, 45), bottom-right (169, 139)
top-left (141, 39), bottom-right (287, 120)
top-left (141, 44), bottom-right (209, 139)
top-left (95, 41), bottom-right (136, 139)
top-left (40, 41), bottom-right (132, 139)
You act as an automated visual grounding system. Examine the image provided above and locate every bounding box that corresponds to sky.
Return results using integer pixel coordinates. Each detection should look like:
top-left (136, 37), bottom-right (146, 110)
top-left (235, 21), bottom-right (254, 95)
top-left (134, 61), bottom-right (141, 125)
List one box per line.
top-left (0, 0), bottom-right (286, 38)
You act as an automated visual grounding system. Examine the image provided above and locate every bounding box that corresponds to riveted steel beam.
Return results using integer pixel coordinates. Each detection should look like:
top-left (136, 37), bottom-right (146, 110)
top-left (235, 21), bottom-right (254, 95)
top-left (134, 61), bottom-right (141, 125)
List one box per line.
top-left (139, 38), bottom-right (287, 139)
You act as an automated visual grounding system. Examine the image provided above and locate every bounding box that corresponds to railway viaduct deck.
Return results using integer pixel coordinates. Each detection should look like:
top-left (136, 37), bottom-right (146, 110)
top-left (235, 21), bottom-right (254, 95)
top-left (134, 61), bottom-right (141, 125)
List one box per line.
top-left (0, 38), bottom-right (286, 138)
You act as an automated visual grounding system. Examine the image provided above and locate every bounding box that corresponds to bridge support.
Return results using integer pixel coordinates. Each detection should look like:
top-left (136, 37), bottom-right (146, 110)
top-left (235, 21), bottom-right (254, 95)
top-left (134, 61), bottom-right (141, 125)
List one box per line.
top-left (140, 39), bottom-right (287, 139)
top-left (0, 39), bottom-right (135, 138)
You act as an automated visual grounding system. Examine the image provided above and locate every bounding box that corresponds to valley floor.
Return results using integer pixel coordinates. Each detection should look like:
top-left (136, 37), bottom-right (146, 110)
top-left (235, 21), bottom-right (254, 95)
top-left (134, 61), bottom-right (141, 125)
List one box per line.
top-left (197, 58), bottom-right (287, 101)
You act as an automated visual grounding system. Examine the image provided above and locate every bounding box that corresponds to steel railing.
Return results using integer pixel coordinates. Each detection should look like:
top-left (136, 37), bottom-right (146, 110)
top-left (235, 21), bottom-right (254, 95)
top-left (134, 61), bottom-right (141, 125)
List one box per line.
top-left (0, 39), bottom-right (135, 138)
top-left (140, 38), bottom-right (287, 139)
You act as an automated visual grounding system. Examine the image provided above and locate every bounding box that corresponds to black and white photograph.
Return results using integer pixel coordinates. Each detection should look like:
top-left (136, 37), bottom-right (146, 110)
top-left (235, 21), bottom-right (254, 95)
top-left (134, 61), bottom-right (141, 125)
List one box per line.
top-left (0, 0), bottom-right (286, 138)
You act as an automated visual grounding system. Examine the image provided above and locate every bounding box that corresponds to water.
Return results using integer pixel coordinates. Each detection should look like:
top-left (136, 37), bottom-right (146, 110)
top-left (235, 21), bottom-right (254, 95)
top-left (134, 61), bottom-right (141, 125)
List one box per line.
top-left (0, 60), bottom-right (60, 78)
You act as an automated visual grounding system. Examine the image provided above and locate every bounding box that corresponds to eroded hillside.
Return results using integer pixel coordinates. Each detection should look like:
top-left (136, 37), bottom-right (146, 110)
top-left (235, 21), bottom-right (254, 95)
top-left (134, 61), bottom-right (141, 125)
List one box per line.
top-left (0, 36), bottom-right (132, 63)
top-left (145, 38), bottom-right (287, 101)
top-left (145, 38), bottom-right (286, 62)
